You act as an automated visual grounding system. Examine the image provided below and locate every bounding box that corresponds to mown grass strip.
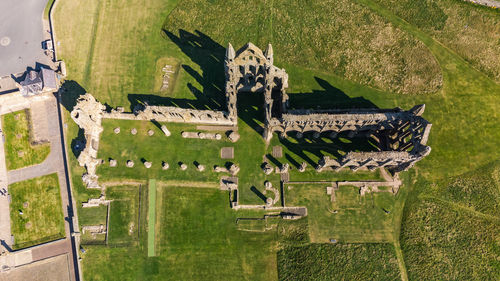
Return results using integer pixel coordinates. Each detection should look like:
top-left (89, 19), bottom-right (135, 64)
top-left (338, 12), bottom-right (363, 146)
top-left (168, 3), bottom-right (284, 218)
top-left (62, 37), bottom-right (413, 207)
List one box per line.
top-left (147, 179), bottom-right (157, 257)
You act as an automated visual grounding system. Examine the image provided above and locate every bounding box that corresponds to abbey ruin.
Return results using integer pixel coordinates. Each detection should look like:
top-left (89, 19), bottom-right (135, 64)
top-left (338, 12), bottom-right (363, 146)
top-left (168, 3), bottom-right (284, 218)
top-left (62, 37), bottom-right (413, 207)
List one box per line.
top-left (224, 43), bottom-right (431, 173)
top-left (71, 43), bottom-right (431, 216)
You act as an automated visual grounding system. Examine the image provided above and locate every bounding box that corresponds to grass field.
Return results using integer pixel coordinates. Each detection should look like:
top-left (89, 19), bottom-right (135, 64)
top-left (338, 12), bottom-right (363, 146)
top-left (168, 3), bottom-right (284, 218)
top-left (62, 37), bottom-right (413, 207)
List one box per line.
top-left (371, 0), bottom-right (500, 83)
top-left (107, 185), bottom-right (141, 246)
top-left (165, 0), bottom-right (442, 95)
top-left (54, 0), bottom-right (500, 279)
top-left (399, 163), bottom-right (500, 280)
top-left (9, 174), bottom-right (65, 249)
top-left (2, 110), bottom-right (50, 170)
top-left (148, 179), bottom-right (156, 257)
top-left (285, 184), bottom-right (397, 243)
top-left (278, 243), bottom-right (400, 281)
top-left (81, 186), bottom-right (279, 281)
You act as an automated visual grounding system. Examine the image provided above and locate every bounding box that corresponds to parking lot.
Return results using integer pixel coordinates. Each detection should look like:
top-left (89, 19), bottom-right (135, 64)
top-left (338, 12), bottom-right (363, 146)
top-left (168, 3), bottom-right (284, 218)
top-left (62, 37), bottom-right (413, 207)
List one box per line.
top-left (0, 0), bottom-right (51, 77)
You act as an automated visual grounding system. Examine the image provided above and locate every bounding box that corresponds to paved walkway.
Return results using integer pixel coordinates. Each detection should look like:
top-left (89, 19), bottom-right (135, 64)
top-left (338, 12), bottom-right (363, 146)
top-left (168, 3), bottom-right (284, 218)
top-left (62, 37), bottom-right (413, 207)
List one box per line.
top-left (0, 118), bottom-right (12, 248)
top-left (7, 99), bottom-right (62, 184)
top-left (0, 95), bottom-right (78, 280)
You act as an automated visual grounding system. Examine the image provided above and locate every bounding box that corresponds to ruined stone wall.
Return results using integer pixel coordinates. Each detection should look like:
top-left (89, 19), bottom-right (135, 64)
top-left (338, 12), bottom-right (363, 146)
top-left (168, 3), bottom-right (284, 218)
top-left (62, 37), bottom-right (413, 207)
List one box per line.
top-left (71, 93), bottom-right (106, 189)
top-left (224, 43), bottom-right (288, 126)
top-left (104, 105), bottom-right (235, 125)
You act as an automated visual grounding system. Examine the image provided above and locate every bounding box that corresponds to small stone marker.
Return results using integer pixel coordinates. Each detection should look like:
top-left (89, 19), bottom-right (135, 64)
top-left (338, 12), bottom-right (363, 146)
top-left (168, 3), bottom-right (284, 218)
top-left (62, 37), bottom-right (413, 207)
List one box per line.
top-left (109, 159), bottom-right (117, 167)
top-left (148, 130), bottom-right (154, 136)
top-left (161, 125), bottom-right (171, 137)
top-left (126, 160), bottom-right (134, 168)
top-left (180, 163), bottom-right (187, 170)
top-left (144, 161), bottom-right (152, 169)
top-left (298, 162), bottom-right (307, 172)
top-left (114, 127), bottom-right (120, 134)
top-left (229, 164), bottom-right (240, 175)
top-left (265, 181), bottom-right (272, 189)
top-left (131, 128), bottom-right (137, 135)
top-left (266, 197), bottom-right (273, 206)
top-left (162, 162), bottom-right (169, 170)
top-left (262, 163), bottom-right (273, 175)
top-left (280, 163), bottom-right (289, 174)
top-left (228, 131), bottom-right (240, 142)
top-left (197, 164), bottom-right (205, 172)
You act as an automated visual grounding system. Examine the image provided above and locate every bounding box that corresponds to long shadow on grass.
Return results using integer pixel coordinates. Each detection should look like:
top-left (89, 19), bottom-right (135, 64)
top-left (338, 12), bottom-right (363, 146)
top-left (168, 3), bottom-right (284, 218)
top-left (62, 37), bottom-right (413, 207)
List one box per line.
top-left (59, 80), bottom-right (88, 159)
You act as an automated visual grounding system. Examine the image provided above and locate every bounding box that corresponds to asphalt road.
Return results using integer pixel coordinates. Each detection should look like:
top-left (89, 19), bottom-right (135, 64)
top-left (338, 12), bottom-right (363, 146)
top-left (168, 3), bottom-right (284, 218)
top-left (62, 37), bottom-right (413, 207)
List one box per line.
top-left (0, 0), bottom-right (50, 77)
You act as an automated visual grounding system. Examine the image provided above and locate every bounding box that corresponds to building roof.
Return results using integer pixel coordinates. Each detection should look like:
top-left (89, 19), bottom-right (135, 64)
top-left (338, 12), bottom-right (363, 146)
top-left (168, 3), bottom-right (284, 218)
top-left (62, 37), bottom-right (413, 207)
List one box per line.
top-left (19, 70), bottom-right (42, 96)
top-left (41, 68), bottom-right (57, 90)
top-left (18, 68), bottom-right (58, 96)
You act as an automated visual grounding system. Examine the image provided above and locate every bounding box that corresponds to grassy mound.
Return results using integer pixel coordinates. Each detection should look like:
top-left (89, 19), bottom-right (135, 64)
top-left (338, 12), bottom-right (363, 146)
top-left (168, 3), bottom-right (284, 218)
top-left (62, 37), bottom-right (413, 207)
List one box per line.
top-left (371, 0), bottom-right (500, 83)
top-left (277, 243), bottom-right (400, 281)
top-left (164, 0), bottom-right (442, 94)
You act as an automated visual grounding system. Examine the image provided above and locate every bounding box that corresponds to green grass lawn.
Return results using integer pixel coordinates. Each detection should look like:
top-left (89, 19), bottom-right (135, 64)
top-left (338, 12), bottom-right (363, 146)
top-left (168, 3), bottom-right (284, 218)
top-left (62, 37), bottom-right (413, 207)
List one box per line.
top-left (2, 110), bottom-right (50, 170)
top-left (79, 205), bottom-right (108, 226)
top-left (147, 179), bottom-right (156, 256)
top-left (97, 121), bottom-right (227, 183)
top-left (43, 0), bottom-right (55, 20)
top-left (285, 183), bottom-right (397, 243)
top-left (79, 204), bottom-right (108, 245)
top-left (9, 174), bottom-right (65, 249)
top-left (107, 185), bottom-right (141, 246)
top-left (81, 186), bottom-right (279, 280)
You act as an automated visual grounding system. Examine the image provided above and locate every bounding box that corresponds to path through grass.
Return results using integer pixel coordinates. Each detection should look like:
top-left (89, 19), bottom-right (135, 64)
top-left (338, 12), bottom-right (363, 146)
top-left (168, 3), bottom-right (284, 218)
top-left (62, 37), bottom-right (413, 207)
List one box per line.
top-left (148, 179), bottom-right (157, 257)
